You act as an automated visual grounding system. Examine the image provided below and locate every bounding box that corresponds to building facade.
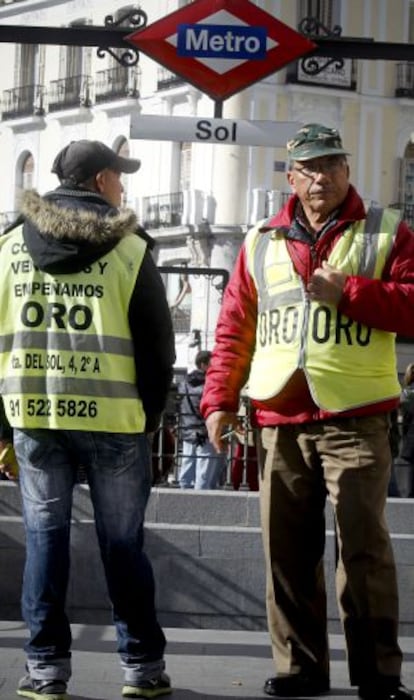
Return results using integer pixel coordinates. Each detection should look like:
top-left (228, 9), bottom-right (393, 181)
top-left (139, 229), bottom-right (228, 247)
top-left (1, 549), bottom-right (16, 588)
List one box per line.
top-left (0, 0), bottom-right (413, 369)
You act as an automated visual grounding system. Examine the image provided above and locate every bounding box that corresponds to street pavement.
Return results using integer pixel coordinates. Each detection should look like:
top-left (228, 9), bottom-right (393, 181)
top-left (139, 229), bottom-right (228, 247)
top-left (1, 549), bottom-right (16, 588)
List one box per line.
top-left (1, 621), bottom-right (414, 700)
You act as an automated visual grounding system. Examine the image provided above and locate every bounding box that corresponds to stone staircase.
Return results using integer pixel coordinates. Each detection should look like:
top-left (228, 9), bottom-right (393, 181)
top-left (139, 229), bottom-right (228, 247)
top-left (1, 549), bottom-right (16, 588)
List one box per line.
top-left (1, 482), bottom-right (414, 633)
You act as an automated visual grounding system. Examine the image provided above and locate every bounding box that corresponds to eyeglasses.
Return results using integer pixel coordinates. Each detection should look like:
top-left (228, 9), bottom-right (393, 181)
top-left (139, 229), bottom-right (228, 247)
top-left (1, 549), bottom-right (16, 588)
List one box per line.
top-left (292, 156), bottom-right (346, 178)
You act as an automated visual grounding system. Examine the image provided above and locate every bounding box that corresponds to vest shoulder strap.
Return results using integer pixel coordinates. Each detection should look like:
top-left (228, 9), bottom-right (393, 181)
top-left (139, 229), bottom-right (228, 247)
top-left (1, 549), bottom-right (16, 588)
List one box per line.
top-left (364, 205), bottom-right (384, 235)
top-left (358, 206), bottom-right (400, 277)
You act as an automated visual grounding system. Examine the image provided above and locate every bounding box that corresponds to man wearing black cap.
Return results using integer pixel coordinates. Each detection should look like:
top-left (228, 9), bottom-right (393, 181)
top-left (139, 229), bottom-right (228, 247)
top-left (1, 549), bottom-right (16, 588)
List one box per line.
top-left (201, 123), bottom-right (414, 700)
top-left (0, 140), bottom-right (175, 699)
top-left (52, 139), bottom-right (141, 186)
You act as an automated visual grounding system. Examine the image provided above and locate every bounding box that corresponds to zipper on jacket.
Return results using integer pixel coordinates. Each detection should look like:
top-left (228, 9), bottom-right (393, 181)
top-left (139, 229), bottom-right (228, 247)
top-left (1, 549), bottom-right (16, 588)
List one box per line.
top-left (309, 243), bottom-right (318, 278)
top-left (298, 280), bottom-right (310, 369)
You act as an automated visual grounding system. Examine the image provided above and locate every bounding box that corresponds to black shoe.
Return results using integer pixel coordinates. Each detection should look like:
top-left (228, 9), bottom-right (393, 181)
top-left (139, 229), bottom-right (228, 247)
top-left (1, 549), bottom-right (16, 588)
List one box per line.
top-left (358, 681), bottom-right (413, 700)
top-left (264, 673), bottom-right (330, 697)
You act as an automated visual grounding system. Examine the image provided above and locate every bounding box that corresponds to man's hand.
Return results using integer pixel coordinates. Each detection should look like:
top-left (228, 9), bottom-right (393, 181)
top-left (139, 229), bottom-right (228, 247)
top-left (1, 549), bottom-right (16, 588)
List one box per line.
top-left (307, 261), bottom-right (346, 306)
top-left (206, 410), bottom-right (238, 453)
top-left (0, 441), bottom-right (18, 480)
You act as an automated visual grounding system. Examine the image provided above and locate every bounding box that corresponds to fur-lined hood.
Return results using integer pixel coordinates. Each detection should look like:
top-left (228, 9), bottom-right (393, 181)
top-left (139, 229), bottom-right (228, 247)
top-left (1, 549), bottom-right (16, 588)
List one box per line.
top-left (21, 189), bottom-right (138, 244)
top-left (19, 187), bottom-right (141, 274)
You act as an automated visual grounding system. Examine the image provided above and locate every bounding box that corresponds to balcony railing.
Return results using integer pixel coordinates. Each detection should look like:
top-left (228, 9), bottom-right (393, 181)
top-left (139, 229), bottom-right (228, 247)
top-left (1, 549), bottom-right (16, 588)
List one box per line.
top-left (95, 66), bottom-right (140, 103)
top-left (389, 202), bottom-right (414, 228)
top-left (157, 67), bottom-right (186, 90)
top-left (395, 63), bottom-right (414, 98)
top-left (265, 190), bottom-right (291, 218)
top-left (286, 58), bottom-right (357, 91)
top-left (48, 74), bottom-right (92, 112)
top-left (0, 210), bottom-right (19, 233)
top-left (1, 83), bottom-right (45, 120)
top-left (398, 203), bottom-right (414, 228)
top-left (142, 192), bottom-right (183, 229)
top-left (405, 204), bottom-right (414, 226)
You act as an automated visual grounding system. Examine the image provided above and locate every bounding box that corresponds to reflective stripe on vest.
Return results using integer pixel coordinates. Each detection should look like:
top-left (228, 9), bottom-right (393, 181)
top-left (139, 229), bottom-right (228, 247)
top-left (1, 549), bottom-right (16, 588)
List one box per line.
top-left (0, 227), bottom-right (146, 432)
top-left (245, 207), bottom-right (401, 410)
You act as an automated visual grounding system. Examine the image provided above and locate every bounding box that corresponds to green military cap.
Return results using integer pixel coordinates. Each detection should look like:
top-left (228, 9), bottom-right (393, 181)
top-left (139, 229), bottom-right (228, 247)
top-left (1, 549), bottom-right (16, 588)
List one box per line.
top-left (287, 123), bottom-right (350, 161)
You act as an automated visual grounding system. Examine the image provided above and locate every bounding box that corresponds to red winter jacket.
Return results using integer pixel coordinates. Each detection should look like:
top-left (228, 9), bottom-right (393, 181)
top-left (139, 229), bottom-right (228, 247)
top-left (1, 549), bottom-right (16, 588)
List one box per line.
top-left (201, 185), bottom-right (414, 427)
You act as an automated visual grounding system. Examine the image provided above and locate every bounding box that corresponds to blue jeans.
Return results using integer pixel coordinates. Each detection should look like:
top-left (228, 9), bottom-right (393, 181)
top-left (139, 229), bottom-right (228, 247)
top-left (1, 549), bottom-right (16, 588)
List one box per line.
top-left (179, 439), bottom-right (225, 489)
top-left (14, 428), bottom-right (166, 683)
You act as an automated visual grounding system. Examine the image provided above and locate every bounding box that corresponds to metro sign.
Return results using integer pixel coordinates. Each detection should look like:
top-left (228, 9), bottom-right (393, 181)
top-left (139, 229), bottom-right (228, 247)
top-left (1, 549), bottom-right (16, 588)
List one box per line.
top-left (126, 0), bottom-right (316, 101)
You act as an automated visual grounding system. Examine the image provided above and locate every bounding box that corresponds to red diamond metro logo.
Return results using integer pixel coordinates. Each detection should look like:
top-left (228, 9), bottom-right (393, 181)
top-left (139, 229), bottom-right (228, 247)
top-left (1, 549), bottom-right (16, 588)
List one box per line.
top-left (126, 0), bottom-right (316, 101)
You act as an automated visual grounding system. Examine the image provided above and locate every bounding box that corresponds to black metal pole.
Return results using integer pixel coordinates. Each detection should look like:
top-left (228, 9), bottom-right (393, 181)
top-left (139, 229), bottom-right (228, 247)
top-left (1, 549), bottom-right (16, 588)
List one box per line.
top-left (0, 24), bottom-right (132, 48)
top-left (0, 25), bottom-right (411, 61)
top-left (0, 25), bottom-right (411, 62)
top-left (214, 100), bottom-right (223, 118)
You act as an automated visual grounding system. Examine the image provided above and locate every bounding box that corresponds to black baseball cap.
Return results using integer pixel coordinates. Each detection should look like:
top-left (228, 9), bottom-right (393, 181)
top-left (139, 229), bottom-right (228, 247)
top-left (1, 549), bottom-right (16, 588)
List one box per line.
top-left (51, 139), bottom-right (141, 184)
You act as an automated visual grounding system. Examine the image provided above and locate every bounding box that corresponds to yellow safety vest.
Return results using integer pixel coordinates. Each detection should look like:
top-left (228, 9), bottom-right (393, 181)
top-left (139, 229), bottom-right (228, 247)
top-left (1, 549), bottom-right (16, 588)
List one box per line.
top-left (0, 226), bottom-right (146, 432)
top-left (245, 207), bottom-right (401, 411)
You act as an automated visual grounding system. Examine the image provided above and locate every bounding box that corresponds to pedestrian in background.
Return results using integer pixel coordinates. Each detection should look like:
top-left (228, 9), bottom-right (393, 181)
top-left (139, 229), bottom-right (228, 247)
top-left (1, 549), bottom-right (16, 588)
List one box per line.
top-left (231, 394), bottom-right (259, 491)
top-left (201, 123), bottom-right (414, 700)
top-left (388, 407), bottom-right (402, 497)
top-left (0, 139), bottom-right (175, 700)
top-left (178, 350), bottom-right (225, 489)
top-left (399, 363), bottom-right (414, 497)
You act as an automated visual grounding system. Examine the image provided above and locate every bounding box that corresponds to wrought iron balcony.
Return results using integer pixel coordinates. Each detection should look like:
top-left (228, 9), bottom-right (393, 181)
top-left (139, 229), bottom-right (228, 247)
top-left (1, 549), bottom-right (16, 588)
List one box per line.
top-left (157, 67), bottom-right (186, 91)
top-left (264, 190), bottom-right (290, 218)
top-left (395, 63), bottom-right (414, 98)
top-left (398, 203), bottom-right (414, 227)
top-left (389, 202), bottom-right (414, 228)
top-left (0, 210), bottom-right (19, 233)
top-left (142, 192), bottom-right (183, 229)
top-left (95, 66), bottom-right (140, 103)
top-left (1, 83), bottom-right (45, 120)
top-left (48, 74), bottom-right (92, 112)
top-left (405, 203), bottom-right (414, 227)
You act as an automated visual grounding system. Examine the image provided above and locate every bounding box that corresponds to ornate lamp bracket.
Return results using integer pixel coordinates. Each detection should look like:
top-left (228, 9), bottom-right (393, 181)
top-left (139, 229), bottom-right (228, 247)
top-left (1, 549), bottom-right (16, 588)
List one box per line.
top-left (299, 17), bottom-right (345, 76)
top-left (97, 8), bottom-right (147, 67)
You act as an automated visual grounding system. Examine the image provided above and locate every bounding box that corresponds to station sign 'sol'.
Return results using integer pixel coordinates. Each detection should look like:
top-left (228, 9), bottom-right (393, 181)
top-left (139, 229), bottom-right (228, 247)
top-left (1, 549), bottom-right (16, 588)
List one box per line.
top-left (130, 114), bottom-right (302, 147)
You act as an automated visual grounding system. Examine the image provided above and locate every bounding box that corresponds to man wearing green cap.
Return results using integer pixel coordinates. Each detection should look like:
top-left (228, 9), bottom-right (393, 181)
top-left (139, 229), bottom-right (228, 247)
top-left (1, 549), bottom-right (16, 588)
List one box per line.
top-left (201, 123), bottom-right (414, 700)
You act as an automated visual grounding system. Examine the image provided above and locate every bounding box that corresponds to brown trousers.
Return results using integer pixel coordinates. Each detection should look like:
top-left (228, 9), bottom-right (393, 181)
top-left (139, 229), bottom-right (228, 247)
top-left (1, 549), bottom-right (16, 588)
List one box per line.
top-left (259, 414), bottom-right (402, 685)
